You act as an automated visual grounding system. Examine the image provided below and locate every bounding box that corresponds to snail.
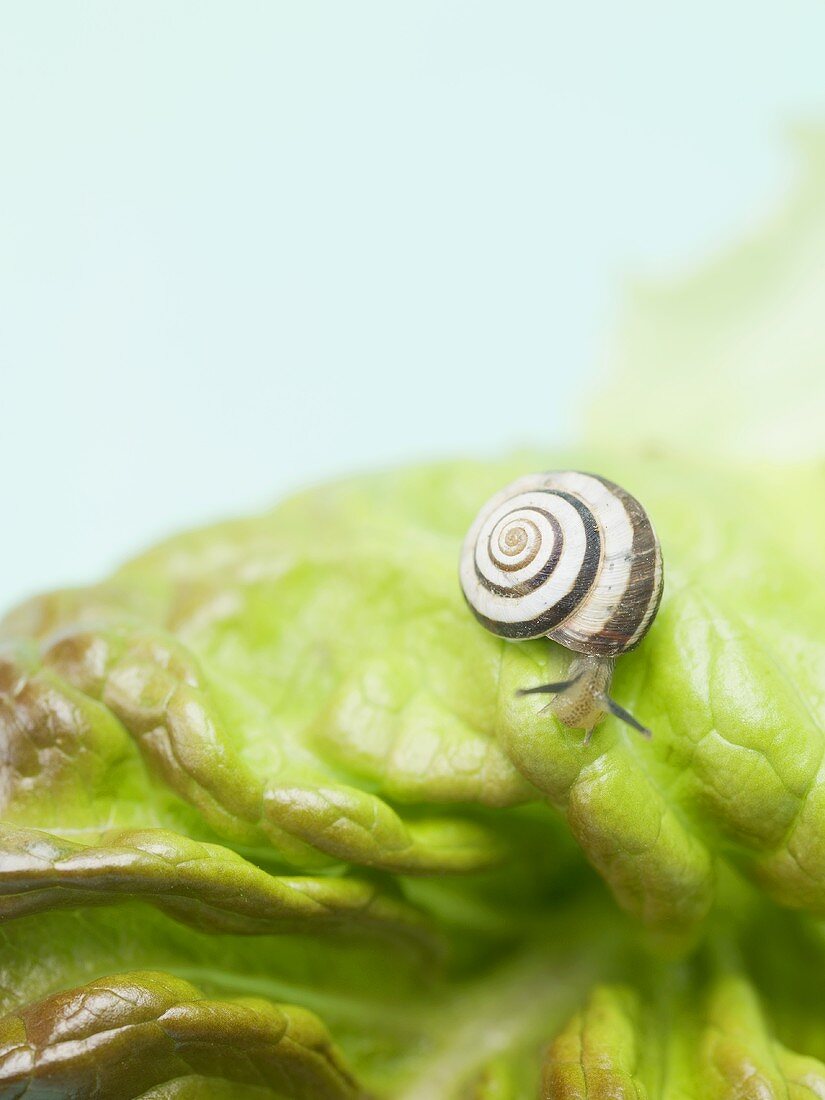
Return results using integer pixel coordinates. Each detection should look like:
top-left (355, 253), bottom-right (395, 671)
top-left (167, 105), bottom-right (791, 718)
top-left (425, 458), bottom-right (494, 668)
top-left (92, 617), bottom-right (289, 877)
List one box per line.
top-left (459, 470), bottom-right (663, 744)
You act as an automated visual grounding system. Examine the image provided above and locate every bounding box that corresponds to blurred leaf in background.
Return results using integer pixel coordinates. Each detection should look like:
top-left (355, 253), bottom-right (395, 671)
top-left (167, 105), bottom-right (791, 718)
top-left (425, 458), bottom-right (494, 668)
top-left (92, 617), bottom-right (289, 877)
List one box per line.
top-left (590, 130), bottom-right (825, 462)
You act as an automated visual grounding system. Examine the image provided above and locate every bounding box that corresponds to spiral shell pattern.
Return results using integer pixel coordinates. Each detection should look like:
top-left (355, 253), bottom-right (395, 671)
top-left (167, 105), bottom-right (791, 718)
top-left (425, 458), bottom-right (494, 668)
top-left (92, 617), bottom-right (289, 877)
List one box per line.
top-left (459, 470), bottom-right (663, 657)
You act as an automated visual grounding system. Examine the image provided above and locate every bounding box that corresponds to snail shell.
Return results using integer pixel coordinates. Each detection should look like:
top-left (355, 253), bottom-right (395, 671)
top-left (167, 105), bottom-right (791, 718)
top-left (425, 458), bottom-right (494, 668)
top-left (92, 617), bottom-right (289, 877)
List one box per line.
top-left (459, 470), bottom-right (663, 657)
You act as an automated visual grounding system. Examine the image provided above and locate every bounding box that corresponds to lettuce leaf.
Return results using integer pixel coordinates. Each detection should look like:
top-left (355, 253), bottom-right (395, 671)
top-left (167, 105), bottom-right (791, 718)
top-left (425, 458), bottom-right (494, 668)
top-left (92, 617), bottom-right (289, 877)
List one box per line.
top-left (0, 970), bottom-right (361, 1099)
top-left (2, 135), bottom-right (825, 1098)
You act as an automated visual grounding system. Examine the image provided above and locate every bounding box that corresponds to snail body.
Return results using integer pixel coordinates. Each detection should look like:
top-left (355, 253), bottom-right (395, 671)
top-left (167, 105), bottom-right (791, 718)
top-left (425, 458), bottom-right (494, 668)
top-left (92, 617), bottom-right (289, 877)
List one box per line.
top-left (459, 471), bottom-right (663, 742)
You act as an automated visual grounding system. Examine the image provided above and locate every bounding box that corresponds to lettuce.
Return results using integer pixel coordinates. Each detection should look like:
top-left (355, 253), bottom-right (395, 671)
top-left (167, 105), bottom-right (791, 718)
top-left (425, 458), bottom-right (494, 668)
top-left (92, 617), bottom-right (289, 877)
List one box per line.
top-left (2, 138), bottom-right (825, 1097)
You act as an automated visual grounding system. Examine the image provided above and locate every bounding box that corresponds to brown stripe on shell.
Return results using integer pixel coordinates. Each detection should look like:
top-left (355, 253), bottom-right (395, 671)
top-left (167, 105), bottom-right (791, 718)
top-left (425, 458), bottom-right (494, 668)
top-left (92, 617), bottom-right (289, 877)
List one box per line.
top-left (459, 470), bottom-right (663, 654)
top-left (571, 479), bottom-right (662, 656)
top-left (476, 508), bottom-right (564, 597)
top-left (465, 490), bottom-right (602, 639)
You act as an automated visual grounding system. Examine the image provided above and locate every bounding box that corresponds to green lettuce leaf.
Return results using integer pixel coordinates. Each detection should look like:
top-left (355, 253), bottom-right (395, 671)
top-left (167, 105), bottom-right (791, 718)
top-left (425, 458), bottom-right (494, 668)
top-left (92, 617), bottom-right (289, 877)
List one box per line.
top-left (2, 134), bottom-right (825, 1099)
top-left (5, 453), bottom-right (824, 936)
top-left (0, 822), bottom-right (437, 949)
top-left (543, 974), bottom-right (825, 1099)
top-left (0, 971), bottom-right (361, 1099)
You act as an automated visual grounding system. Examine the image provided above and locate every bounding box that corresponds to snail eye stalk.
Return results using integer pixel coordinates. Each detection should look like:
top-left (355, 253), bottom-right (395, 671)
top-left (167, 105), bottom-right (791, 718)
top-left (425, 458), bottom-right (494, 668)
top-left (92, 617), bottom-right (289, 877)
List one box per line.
top-left (598, 695), bottom-right (652, 739)
top-left (516, 677), bottom-right (581, 696)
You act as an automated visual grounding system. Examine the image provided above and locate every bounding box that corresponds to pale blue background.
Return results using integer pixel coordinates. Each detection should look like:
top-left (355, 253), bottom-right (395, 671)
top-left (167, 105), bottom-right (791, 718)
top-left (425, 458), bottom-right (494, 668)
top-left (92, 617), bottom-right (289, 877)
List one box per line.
top-left (2, 3), bottom-right (824, 611)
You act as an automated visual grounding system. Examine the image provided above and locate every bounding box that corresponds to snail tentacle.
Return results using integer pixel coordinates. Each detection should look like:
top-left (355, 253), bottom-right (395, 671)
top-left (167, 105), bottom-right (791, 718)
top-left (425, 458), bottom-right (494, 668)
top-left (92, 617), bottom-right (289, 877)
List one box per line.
top-left (516, 676), bottom-right (582, 697)
top-left (599, 694), bottom-right (652, 738)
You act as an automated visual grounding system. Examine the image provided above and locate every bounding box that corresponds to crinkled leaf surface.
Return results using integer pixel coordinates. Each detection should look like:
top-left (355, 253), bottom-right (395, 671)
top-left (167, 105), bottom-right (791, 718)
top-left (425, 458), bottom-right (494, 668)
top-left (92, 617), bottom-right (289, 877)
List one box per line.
top-left (3, 137), bottom-right (825, 1098)
top-left (0, 970), bottom-right (361, 1100)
